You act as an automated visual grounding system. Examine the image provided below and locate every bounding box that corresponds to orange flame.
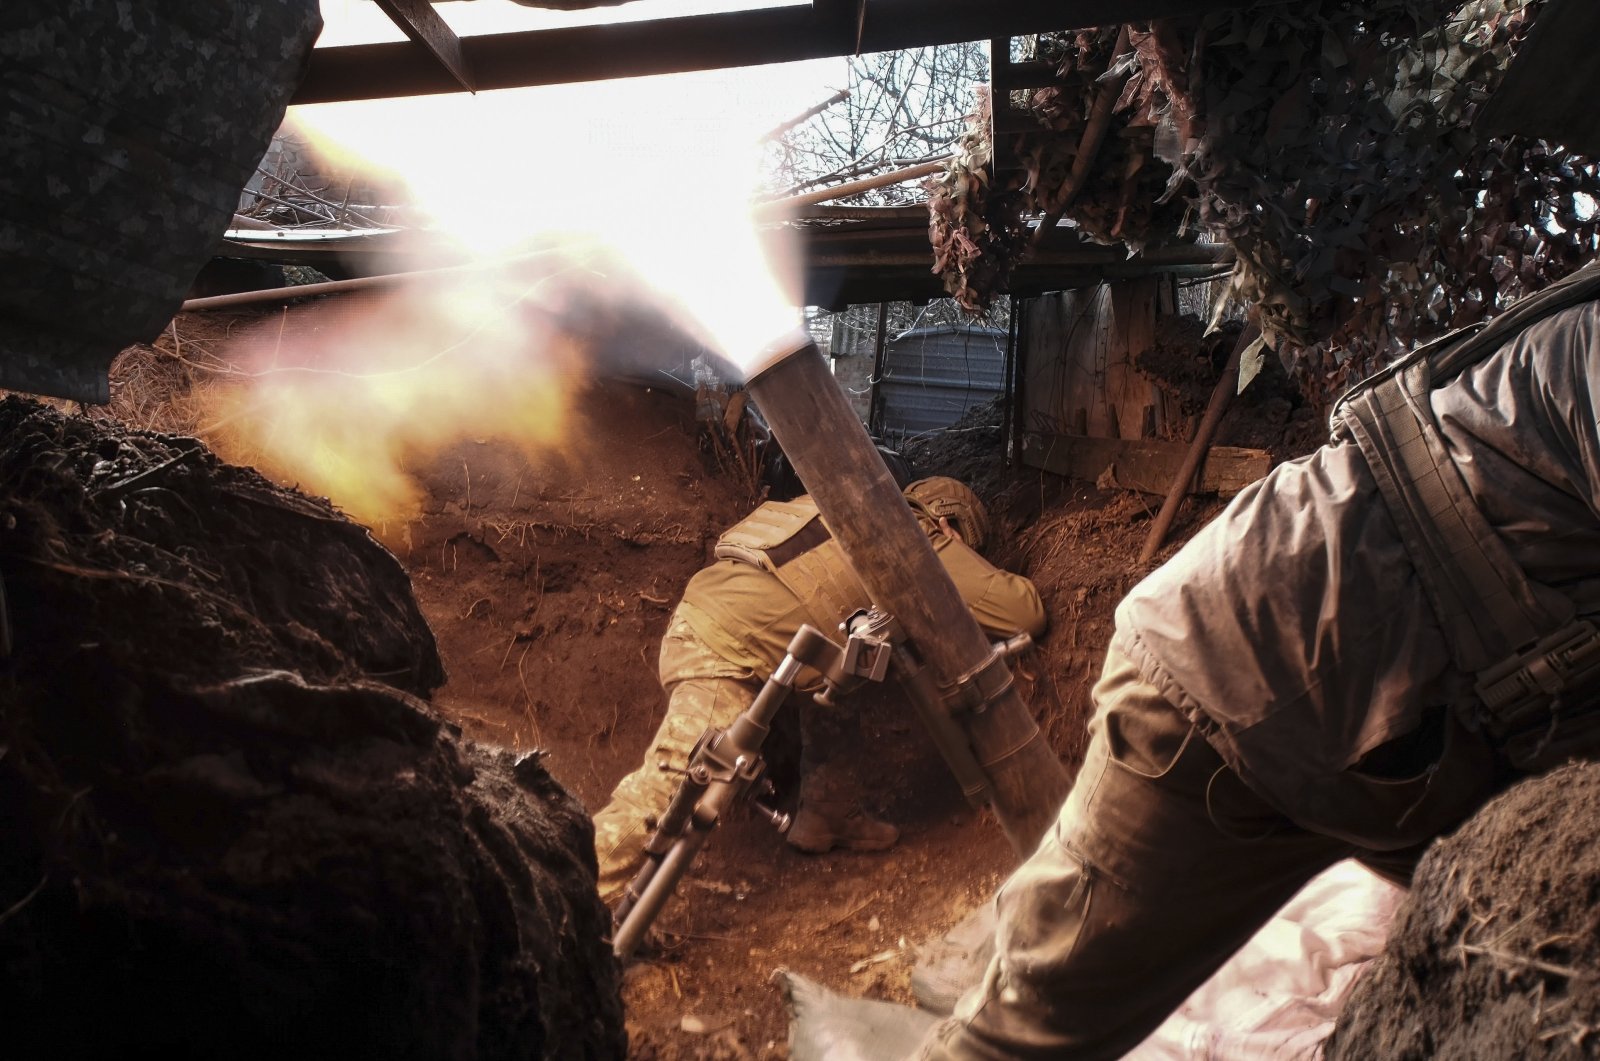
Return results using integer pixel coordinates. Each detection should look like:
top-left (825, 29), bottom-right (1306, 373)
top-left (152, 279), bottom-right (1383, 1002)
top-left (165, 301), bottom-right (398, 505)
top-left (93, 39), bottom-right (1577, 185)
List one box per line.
top-left (205, 266), bottom-right (589, 525)
top-left (207, 55), bottom-right (835, 524)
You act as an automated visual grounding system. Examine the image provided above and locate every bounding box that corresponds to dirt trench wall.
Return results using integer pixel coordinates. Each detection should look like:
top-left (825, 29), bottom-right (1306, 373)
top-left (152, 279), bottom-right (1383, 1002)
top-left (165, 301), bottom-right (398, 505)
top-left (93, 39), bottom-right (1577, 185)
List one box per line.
top-left (0, 397), bottom-right (624, 1059)
top-left (1328, 763), bottom-right (1600, 1060)
top-left (385, 379), bottom-right (762, 810)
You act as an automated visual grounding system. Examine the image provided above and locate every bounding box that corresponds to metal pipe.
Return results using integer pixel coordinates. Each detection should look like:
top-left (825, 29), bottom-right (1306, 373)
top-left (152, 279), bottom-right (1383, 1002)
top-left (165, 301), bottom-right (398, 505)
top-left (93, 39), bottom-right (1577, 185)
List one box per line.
top-left (180, 270), bottom-right (423, 312)
top-left (743, 332), bottom-right (1070, 857)
top-left (178, 249), bottom-right (561, 313)
top-left (752, 158), bottom-right (951, 220)
top-left (611, 823), bottom-right (708, 961)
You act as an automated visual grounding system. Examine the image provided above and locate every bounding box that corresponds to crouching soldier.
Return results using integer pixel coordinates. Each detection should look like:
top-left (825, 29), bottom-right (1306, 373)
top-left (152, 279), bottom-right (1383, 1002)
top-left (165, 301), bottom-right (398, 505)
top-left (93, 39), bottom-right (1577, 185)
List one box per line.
top-left (593, 476), bottom-right (1046, 903)
top-left (914, 266), bottom-right (1600, 1059)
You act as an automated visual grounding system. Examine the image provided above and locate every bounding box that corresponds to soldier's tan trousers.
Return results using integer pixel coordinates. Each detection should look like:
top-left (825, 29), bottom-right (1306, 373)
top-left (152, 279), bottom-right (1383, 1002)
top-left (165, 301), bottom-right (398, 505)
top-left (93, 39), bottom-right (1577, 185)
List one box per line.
top-left (593, 612), bottom-right (757, 903)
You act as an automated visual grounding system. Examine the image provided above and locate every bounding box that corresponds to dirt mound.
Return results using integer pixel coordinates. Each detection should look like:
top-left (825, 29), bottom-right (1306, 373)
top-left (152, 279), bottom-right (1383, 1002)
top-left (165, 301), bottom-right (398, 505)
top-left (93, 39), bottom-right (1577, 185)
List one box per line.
top-left (2, 394), bottom-right (444, 693)
top-left (1327, 763), bottom-right (1600, 1060)
top-left (0, 397), bottom-right (623, 1060)
top-left (903, 398), bottom-right (1223, 767)
top-left (1137, 314), bottom-right (1324, 461)
top-left (68, 327), bottom-right (1236, 1058)
top-left (901, 397), bottom-right (1010, 502)
top-left (386, 378), bottom-right (761, 810)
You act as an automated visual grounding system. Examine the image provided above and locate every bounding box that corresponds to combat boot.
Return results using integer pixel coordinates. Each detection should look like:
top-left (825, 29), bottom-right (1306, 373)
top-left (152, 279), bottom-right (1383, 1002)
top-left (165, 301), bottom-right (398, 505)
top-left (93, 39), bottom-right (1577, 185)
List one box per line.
top-left (786, 799), bottom-right (899, 853)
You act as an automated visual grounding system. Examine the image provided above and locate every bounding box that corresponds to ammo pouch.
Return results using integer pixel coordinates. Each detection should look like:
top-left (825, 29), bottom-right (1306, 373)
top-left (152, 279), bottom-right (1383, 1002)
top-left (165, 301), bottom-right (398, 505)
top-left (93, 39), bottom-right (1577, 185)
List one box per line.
top-left (1332, 263), bottom-right (1600, 769)
top-left (713, 499), bottom-right (870, 652)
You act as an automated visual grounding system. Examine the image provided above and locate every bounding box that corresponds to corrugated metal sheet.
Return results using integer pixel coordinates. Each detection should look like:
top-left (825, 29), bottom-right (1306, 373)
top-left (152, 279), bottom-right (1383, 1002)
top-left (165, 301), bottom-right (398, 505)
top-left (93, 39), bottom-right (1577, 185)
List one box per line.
top-left (875, 324), bottom-right (1006, 439)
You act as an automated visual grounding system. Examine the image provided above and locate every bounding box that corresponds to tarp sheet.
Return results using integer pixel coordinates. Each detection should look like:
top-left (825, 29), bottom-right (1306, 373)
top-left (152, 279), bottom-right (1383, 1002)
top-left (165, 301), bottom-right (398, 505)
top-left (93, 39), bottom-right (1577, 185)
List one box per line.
top-left (784, 859), bottom-right (1404, 1060)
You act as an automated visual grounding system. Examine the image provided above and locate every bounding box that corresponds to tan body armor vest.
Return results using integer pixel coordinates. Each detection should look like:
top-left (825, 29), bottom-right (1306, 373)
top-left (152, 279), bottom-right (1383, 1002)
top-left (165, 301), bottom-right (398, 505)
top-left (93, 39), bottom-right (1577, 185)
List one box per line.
top-left (712, 498), bottom-right (869, 640)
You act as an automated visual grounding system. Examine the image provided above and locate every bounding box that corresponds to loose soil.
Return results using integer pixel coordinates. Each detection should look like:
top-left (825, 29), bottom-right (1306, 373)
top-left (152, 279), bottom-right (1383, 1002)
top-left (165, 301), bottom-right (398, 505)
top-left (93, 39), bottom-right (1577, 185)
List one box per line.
top-left (64, 315), bottom-right (1253, 1058)
top-left (0, 396), bottom-right (623, 1059)
top-left (1328, 763), bottom-right (1600, 1059)
top-left (378, 375), bottom-right (1228, 1058)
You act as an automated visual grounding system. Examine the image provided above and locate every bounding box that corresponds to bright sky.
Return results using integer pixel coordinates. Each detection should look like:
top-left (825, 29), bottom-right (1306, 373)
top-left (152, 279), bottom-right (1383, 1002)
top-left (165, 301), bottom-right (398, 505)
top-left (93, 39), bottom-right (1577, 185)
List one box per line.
top-left (297, 0), bottom-right (843, 359)
top-left (316, 0), bottom-right (810, 45)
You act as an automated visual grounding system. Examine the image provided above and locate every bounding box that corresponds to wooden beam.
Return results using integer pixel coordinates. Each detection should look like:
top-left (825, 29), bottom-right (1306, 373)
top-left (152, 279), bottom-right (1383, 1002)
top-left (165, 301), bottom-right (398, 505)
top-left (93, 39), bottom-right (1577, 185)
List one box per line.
top-left (1019, 432), bottom-right (1270, 497)
top-left (989, 37), bottom-right (1015, 185)
top-left (1138, 320), bottom-right (1259, 561)
top-left (1031, 25), bottom-right (1132, 253)
top-left (993, 107), bottom-right (1043, 134)
top-left (992, 59), bottom-right (1060, 90)
top-left (293, 0), bottom-right (1262, 104)
top-left (372, 0), bottom-right (474, 93)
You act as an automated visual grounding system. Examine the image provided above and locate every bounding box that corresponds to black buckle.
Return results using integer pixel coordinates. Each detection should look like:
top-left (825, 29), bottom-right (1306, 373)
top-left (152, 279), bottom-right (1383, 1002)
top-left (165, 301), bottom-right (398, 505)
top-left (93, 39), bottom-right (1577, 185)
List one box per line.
top-left (1476, 621), bottom-right (1600, 737)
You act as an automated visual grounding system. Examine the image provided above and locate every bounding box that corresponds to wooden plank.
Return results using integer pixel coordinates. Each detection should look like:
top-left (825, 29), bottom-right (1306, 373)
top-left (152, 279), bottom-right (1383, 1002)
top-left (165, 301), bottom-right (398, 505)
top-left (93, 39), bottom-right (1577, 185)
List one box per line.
top-left (1020, 431), bottom-right (1271, 497)
top-left (1017, 281), bottom-right (1164, 443)
top-left (1106, 277), bottom-right (1159, 440)
top-left (372, 0), bottom-right (474, 93)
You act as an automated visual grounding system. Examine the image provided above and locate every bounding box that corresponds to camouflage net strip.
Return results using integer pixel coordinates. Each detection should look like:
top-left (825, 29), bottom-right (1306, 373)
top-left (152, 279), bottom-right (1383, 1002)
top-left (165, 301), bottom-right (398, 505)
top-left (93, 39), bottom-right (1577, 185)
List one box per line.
top-left (929, 0), bottom-right (1600, 397)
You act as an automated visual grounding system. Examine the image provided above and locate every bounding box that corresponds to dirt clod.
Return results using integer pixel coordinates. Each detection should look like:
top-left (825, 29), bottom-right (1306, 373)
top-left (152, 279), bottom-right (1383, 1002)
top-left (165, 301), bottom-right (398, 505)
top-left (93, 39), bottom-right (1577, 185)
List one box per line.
top-left (1328, 763), bottom-right (1600, 1060)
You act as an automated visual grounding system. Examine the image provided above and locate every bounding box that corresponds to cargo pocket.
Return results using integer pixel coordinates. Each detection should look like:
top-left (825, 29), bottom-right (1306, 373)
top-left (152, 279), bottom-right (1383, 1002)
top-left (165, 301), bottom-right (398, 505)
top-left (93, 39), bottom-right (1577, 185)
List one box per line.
top-left (1101, 698), bottom-right (1200, 782)
top-left (1331, 708), bottom-right (1498, 849)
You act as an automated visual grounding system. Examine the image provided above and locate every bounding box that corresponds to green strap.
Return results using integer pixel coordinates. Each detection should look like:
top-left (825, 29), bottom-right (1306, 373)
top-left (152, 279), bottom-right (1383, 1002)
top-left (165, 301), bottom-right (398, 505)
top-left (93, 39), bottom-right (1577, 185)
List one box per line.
top-left (1340, 366), bottom-right (1568, 673)
top-left (1330, 265), bottom-right (1600, 674)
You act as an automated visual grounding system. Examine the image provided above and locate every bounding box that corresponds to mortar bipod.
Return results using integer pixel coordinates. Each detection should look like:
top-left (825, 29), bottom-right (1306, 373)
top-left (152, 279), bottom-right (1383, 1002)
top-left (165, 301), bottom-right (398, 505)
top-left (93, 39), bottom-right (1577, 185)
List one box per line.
top-left (611, 623), bottom-right (845, 962)
top-left (821, 607), bottom-right (1032, 813)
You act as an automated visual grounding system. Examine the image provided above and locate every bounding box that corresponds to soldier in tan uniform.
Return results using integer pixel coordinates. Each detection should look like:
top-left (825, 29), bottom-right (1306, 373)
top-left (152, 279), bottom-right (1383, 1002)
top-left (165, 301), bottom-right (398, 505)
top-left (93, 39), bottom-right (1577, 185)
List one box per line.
top-left (915, 269), bottom-right (1600, 1059)
top-left (594, 476), bottom-right (1047, 903)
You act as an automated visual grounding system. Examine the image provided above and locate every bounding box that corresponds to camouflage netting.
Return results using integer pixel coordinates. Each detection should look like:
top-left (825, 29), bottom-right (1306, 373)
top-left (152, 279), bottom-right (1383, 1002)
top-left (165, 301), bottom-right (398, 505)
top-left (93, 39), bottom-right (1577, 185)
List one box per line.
top-left (1327, 763), bottom-right (1600, 1059)
top-left (0, 397), bottom-right (624, 1060)
top-left (0, 1), bottom-right (322, 401)
top-left (930, 0), bottom-right (1600, 397)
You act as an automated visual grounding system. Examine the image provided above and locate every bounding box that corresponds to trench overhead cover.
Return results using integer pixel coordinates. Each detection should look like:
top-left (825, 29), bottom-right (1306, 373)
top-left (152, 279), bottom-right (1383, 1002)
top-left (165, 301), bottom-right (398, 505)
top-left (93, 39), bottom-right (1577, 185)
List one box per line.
top-left (294, 0), bottom-right (1260, 103)
top-left (1, 0), bottom-right (1255, 403)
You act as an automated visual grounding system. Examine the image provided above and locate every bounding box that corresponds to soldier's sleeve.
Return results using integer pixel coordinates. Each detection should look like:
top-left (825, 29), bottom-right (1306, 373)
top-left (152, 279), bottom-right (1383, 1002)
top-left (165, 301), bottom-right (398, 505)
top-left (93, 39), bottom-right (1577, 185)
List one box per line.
top-left (933, 536), bottom-right (1047, 639)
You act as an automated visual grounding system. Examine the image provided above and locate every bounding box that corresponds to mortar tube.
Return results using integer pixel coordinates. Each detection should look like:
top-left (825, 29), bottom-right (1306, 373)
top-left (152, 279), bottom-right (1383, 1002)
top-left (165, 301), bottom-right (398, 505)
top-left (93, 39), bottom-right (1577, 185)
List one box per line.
top-left (742, 333), bottom-right (1070, 857)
